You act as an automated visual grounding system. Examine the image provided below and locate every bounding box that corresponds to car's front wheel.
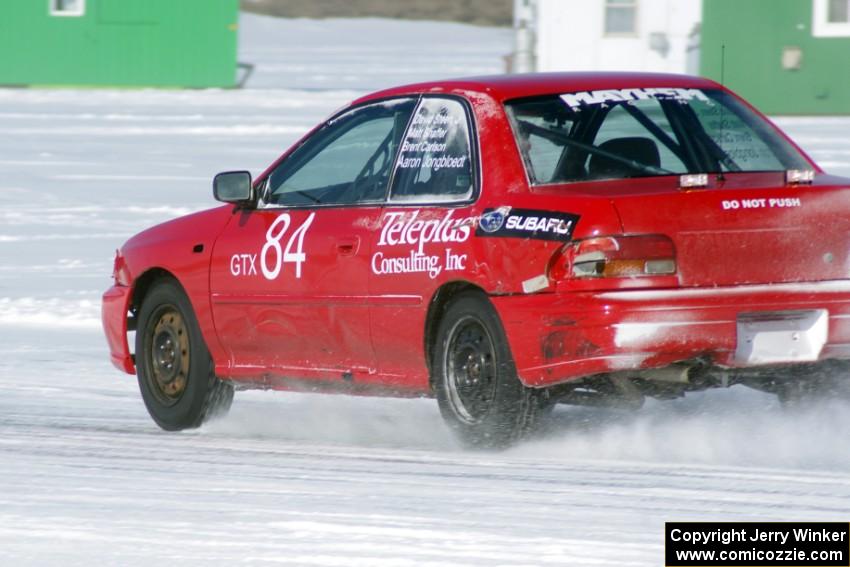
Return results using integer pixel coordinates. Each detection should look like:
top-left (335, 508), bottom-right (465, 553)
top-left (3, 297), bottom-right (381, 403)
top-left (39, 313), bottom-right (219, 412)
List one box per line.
top-left (135, 279), bottom-right (233, 430)
top-left (433, 291), bottom-right (544, 448)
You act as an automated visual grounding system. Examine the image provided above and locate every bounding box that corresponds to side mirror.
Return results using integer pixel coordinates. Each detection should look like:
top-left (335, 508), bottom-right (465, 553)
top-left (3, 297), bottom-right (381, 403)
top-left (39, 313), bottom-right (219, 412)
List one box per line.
top-left (213, 171), bottom-right (255, 206)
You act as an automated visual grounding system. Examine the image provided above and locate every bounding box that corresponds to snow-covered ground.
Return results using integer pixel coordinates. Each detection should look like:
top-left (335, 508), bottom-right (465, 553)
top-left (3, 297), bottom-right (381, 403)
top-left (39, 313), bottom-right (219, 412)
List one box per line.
top-left (2, 13), bottom-right (850, 566)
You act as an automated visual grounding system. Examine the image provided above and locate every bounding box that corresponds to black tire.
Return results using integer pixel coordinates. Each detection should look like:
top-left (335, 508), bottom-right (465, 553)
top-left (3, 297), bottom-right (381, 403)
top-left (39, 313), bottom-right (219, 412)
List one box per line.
top-left (433, 291), bottom-right (544, 448)
top-left (135, 279), bottom-right (233, 431)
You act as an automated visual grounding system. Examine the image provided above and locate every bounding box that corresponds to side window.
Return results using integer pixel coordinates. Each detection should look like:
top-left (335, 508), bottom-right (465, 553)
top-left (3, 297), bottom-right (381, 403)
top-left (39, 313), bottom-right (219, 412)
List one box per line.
top-left (268, 98), bottom-right (415, 207)
top-left (390, 98), bottom-right (474, 203)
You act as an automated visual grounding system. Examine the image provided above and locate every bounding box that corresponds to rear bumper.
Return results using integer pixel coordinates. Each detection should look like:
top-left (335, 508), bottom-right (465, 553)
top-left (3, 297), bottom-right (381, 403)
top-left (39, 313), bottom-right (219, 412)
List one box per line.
top-left (102, 284), bottom-right (135, 374)
top-left (492, 280), bottom-right (850, 388)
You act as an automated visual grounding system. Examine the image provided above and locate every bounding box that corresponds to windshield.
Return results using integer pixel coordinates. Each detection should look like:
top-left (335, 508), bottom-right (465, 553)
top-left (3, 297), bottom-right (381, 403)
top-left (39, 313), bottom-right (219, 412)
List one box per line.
top-left (505, 88), bottom-right (811, 185)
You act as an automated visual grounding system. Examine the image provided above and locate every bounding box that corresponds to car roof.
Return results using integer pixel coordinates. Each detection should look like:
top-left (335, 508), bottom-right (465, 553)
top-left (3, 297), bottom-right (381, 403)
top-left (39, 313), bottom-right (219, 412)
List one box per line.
top-left (355, 72), bottom-right (723, 105)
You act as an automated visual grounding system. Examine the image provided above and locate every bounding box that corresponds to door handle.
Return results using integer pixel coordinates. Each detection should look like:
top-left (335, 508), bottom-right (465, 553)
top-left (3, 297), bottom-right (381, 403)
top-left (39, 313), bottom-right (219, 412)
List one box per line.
top-left (337, 236), bottom-right (360, 256)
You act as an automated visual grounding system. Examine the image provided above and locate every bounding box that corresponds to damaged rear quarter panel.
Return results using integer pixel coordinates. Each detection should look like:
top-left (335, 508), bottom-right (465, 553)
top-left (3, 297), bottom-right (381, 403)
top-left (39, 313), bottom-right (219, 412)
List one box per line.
top-left (461, 89), bottom-right (625, 295)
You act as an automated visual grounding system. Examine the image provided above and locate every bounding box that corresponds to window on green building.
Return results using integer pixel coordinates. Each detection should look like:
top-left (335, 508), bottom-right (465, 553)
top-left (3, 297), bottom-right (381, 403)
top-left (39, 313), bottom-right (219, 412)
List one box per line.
top-left (50, 0), bottom-right (85, 17)
top-left (604, 0), bottom-right (638, 35)
top-left (814, 0), bottom-right (850, 36)
top-left (828, 0), bottom-right (850, 22)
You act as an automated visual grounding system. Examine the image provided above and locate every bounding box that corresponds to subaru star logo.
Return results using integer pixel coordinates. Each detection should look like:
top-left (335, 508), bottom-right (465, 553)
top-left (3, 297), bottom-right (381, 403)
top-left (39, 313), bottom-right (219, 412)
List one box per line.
top-left (479, 207), bottom-right (510, 233)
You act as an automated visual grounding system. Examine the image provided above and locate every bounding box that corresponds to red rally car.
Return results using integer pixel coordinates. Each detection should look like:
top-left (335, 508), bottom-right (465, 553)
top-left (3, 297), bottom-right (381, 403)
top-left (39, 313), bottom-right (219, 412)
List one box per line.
top-left (103, 72), bottom-right (850, 446)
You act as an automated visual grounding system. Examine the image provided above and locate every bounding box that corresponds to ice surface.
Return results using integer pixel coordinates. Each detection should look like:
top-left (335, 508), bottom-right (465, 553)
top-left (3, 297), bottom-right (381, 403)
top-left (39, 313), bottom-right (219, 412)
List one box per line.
top-left (1, 12), bottom-right (850, 567)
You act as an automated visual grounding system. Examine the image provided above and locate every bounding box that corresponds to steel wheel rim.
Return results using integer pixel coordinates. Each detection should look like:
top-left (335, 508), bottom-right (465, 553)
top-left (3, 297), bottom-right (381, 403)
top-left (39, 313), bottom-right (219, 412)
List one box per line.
top-left (146, 306), bottom-right (190, 406)
top-left (444, 315), bottom-right (498, 424)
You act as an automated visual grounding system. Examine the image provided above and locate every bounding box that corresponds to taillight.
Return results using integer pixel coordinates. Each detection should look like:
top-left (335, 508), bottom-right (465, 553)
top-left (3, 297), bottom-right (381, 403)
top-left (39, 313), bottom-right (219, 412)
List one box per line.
top-left (550, 234), bottom-right (676, 280)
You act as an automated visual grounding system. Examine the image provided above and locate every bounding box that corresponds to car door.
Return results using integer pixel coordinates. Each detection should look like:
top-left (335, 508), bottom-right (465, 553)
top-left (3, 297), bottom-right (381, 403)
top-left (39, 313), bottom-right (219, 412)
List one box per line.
top-left (368, 96), bottom-right (479, 385)
top-left (210, 98), bottom-right (417, 381)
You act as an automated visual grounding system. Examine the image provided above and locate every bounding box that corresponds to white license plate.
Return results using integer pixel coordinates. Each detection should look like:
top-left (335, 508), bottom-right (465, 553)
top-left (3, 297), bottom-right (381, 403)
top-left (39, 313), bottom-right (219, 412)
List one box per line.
top-left (735, 309), bottom-right (828, 364)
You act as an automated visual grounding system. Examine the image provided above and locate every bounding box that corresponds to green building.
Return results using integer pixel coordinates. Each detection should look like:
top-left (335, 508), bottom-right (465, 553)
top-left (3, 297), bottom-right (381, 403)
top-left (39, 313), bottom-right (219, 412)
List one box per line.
top-left (701, 0), bottom-right (850, 115)
top-left (0, 0), bottom-right (239, 88)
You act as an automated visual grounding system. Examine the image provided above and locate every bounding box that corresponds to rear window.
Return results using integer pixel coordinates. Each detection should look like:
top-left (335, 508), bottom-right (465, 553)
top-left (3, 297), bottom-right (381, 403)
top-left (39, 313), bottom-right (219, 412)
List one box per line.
top-left (505, 88), bottom-right (811, 185)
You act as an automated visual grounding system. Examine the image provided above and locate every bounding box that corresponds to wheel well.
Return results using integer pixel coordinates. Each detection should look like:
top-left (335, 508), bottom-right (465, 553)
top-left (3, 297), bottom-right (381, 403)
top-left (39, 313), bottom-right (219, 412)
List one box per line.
top-left (130, 268), bottom-right (179, 321)
top-left (424, 281), bottom-right (486, 386)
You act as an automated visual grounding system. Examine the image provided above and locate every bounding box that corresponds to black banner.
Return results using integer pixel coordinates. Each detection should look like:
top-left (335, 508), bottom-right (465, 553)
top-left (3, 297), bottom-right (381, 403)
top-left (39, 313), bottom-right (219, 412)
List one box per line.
top-left (474, 207), bottom-right (579, 242)
top-left (666, 522), bottom-right (849, 566)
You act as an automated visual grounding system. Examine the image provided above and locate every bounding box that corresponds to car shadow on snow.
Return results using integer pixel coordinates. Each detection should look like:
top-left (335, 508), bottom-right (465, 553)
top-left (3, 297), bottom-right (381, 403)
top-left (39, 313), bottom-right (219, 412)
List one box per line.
top-left (202, 390), bottom-right (459, 451)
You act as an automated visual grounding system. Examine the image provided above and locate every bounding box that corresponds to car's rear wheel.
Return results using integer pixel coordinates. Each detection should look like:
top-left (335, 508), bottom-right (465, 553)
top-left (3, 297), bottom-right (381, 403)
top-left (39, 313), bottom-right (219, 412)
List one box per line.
top-left (433, 291), bottom-right (544, 448)
top-left (136, 279), bottom-right (233, 430)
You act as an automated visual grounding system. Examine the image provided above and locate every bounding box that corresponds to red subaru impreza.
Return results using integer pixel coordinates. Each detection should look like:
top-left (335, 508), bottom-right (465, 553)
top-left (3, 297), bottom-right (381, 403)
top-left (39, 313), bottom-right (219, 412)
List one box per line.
top-left (102, 72), bottom-right (850, 446)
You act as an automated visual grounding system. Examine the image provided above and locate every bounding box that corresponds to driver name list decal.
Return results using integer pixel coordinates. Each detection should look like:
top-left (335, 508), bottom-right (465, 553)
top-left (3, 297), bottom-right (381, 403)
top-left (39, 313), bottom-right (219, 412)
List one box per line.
top-left (396, 105), bottom-right (467, 170)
